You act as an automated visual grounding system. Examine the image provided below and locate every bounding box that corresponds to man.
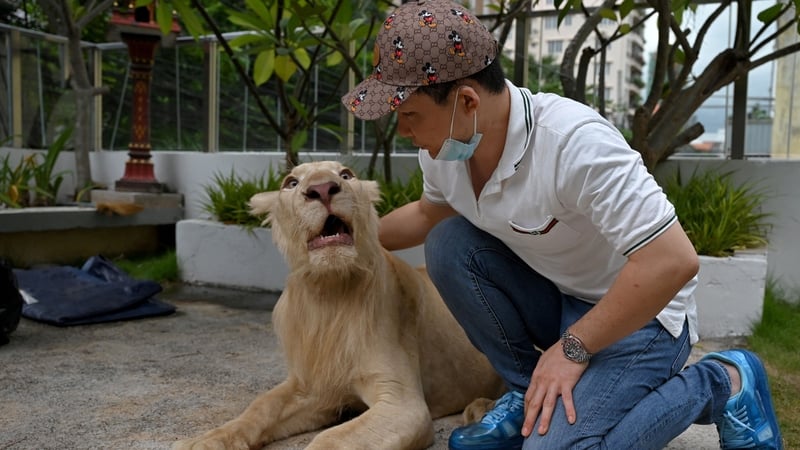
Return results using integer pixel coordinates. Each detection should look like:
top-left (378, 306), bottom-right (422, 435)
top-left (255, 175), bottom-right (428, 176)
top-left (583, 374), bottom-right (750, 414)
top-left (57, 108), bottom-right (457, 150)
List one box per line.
top-left (341, 1), bottom-right (783, 449)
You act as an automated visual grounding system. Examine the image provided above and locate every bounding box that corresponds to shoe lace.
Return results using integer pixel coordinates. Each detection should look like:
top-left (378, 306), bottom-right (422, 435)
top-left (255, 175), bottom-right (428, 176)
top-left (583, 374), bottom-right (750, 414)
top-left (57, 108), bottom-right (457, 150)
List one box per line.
top-left (720, 404), bottom-right (756, 448)
top-left (481, 392), bottom-right (524, 425)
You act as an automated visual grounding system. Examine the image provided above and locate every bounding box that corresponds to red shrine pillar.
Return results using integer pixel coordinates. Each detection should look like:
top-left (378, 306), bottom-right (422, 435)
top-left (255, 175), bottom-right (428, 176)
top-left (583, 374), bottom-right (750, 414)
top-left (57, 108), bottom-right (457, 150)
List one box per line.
top-left (109, 3), bottom-right (180, 193)
top-left (115, 32), bottom-right (162, 193)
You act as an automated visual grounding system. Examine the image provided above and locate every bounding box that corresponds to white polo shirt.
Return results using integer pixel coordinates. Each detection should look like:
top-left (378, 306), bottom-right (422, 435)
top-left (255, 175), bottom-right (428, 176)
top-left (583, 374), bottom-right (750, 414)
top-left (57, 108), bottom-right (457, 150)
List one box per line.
top-left (419, 81), bottom-right (698, 343)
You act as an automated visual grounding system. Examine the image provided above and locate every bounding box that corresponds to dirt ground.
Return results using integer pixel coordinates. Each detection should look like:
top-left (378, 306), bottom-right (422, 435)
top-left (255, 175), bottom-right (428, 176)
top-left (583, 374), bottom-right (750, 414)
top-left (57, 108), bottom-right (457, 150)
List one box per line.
top-left (1, 283), bottom-right (733, 449)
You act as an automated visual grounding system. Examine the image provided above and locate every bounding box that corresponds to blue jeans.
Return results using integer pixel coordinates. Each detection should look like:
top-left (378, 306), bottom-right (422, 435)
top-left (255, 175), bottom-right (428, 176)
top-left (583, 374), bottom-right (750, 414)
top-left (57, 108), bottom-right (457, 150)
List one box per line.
top-left (426, 216), bottom-right (732, 449)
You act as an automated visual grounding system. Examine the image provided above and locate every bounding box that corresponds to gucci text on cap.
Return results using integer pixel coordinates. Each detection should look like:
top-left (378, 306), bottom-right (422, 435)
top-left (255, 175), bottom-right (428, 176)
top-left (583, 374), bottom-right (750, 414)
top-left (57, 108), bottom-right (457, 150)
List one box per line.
top-left (341, 0), bottom-right (498, 120)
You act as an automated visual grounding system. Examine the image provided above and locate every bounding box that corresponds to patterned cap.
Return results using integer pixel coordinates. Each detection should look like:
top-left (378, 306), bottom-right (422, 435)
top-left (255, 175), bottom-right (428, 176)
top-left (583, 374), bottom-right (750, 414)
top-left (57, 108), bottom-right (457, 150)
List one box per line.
top-left (341, 0), bottom-right (498, 120)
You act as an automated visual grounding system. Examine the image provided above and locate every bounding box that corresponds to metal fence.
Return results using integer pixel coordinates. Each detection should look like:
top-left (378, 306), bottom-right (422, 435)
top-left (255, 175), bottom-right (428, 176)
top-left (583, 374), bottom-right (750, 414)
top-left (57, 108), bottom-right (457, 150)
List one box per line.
top-left (0, 23), bottom-right (391, 154)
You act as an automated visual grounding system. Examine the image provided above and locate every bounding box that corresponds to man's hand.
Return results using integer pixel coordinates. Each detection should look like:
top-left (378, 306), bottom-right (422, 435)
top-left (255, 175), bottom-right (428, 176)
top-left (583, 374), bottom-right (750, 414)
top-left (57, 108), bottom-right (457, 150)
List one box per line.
top-left (521, 341), bottom-right (588, 437)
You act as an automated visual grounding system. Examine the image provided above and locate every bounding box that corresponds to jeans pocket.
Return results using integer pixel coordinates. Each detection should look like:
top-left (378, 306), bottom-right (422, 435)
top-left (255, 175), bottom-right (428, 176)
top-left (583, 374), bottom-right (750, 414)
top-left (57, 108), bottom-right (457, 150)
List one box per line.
top-left (669, 322), bottom-right (692, 375)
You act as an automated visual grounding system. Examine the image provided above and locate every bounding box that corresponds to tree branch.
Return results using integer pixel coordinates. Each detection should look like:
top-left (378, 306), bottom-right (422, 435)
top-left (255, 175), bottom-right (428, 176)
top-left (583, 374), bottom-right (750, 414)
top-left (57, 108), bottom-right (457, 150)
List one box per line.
top-left (751, 14), bottom-right (797, 56)
top-left (642, 0), bottom-right (670, 112)
top-left (559, 0), bottom-right (616, 99)
top-left (76, 0), bottom-right (115, 29)
top-left (751, 41), bottom-right (800, 71)
top-left (188, 0), bottom-right (283, 137)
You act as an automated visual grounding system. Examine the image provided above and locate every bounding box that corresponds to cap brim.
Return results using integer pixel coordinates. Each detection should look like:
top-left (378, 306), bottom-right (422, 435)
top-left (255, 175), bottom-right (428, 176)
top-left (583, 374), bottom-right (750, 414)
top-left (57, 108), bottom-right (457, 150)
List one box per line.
top-left (341, 77), bottom-right (418, 121)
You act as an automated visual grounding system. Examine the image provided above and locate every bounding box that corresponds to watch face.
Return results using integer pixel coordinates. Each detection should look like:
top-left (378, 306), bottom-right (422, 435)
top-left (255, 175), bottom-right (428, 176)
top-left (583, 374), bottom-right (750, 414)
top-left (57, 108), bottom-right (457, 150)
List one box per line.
top-left (562, 334), bottom-right (589, 363)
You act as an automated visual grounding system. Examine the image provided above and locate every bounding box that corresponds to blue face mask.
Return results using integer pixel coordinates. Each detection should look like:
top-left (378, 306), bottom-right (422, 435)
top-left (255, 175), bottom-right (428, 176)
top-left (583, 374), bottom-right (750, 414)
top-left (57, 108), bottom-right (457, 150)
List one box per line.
top-left (436, 89), bottom-right (482, 161)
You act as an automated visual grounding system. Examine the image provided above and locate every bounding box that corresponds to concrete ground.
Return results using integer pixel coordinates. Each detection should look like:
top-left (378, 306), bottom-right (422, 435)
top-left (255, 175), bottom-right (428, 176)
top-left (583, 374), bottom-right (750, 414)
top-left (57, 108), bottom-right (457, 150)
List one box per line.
top-left (1, 283), bottom-right (742, 450)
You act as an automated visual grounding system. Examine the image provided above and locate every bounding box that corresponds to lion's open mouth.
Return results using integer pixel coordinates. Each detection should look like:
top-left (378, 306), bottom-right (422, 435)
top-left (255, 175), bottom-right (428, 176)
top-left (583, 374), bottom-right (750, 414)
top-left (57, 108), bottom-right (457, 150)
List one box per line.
top-left (307, 214), bottom-right (354, 250)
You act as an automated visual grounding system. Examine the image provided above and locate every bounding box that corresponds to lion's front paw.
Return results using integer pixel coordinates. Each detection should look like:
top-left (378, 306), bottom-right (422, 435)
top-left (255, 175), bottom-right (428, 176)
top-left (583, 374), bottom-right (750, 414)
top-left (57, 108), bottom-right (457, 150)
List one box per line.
top-left (462, 397), bottom-right (495, 424)
top-left (172, 429), bottom-right (250, 450)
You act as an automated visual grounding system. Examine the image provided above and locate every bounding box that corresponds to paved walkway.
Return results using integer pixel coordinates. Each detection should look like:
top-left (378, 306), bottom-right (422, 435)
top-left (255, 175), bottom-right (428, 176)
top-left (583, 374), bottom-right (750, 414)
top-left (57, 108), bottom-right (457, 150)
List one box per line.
top-left (1, 283), bottom-right (741, 449)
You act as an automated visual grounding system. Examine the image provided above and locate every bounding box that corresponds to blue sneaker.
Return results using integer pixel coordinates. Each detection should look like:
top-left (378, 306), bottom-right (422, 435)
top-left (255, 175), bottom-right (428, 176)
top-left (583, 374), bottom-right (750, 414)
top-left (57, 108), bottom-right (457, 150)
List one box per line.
top-left (448, 390), bottom-right (525, 450)
top-left (701, 349), bottom-right (784, 449)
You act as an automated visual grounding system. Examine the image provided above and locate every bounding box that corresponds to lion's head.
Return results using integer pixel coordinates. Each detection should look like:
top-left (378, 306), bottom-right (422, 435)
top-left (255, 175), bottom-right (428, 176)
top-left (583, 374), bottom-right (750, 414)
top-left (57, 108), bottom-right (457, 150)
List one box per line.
top-left (249, 161), bottom-right (382, 276)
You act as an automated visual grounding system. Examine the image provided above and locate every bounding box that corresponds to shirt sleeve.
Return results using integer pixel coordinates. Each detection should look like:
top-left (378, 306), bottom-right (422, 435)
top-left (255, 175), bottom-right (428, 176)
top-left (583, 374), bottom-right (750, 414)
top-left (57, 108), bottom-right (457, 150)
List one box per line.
top-left (554, 121), bottom-right (677, 256)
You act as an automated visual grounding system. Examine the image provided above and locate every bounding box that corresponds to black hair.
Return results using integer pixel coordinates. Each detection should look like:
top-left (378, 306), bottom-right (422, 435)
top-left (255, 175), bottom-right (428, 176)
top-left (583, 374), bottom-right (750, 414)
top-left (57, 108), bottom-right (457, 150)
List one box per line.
top-left (415, 56), bottom-right (505, 105)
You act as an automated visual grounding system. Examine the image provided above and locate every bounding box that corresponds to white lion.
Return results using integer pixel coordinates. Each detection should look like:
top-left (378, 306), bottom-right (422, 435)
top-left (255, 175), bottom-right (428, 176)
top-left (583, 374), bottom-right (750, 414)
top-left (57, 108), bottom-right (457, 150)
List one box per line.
top-left (174, 161), bottom-right (503, 450)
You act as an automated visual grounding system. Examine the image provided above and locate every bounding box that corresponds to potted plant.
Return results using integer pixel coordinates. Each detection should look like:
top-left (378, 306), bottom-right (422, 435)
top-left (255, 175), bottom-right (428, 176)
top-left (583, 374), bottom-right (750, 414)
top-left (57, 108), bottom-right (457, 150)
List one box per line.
top-left (176, 168), bottom-right (286, 291)
top-left (664, 168), bottom-right (771, 338)
top-left (176, 166), bottom-right (427, 291)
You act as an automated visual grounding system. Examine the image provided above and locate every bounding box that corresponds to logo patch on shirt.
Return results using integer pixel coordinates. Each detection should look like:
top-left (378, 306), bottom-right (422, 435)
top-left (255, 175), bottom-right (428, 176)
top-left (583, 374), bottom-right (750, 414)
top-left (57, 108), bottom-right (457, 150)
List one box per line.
top-left (509, 216), bottom-right (559, 235)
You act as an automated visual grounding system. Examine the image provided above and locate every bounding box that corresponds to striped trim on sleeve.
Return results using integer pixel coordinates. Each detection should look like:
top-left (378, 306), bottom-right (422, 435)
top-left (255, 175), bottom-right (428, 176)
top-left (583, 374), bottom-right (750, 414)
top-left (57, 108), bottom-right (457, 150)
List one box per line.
top-left (622, 214), bottom-right (678, 257)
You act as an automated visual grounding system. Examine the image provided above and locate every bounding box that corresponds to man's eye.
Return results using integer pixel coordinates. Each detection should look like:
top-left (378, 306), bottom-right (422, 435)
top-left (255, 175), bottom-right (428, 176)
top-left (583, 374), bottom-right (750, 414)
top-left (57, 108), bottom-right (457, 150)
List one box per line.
top-left (282, 177), bottom-right (299, 189)
top-left (340, 169), bottom-right (355, 180)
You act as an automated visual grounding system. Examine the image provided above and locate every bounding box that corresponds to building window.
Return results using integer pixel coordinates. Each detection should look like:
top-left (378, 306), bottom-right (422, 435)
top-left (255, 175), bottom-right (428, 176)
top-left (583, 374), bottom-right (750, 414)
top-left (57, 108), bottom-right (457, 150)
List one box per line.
top-left (545, 14), bottom-right (571, 29)
top-left (605, 87), bottom-right (612, 99)
top-left (547, 40), bottom-right (563, 55)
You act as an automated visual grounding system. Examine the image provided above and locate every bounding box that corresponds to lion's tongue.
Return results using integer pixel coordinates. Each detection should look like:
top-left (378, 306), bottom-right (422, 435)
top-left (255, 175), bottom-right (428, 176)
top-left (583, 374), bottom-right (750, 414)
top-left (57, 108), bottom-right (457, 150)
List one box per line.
top-left (308, 234), bottom-right (354, 250)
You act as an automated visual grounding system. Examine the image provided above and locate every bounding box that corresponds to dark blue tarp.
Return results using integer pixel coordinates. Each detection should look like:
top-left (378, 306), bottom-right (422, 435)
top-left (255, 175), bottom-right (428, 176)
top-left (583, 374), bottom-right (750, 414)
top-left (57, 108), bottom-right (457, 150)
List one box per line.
top-left (14, 255), bottom-right (175, 326)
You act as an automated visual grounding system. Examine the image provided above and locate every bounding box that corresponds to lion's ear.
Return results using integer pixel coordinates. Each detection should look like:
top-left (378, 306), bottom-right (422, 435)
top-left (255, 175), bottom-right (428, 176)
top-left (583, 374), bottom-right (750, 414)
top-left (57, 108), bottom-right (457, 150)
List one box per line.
top-left (249, 191), bottom-right (279, 218)
top-left (360, 180), bottom-right (382, 204)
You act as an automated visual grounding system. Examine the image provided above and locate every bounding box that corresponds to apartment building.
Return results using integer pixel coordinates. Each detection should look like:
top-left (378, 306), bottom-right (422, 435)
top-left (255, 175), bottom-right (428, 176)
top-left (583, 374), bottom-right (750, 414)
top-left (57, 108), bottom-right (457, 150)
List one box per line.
top-left (473, 0), bottom-right (647, 130)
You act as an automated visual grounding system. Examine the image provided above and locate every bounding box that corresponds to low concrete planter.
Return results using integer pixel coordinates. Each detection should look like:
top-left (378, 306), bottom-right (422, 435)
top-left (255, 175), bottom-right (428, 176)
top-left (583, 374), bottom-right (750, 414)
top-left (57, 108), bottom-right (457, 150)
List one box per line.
top-left (176, 219), bottom-right (425, 291)
top-left (0, 200), bottom-right (183, 267)
top-left (176, 219), bottom-right (288, 291)
top-left (695, 250), bottom-right (768, 339)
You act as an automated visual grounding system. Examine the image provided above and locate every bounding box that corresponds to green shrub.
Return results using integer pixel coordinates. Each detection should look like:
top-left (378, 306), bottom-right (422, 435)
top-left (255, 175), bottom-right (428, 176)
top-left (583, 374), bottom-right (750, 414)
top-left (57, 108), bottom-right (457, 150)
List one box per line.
top-left (375, 168), bottom-right (423, 217)
top-left (0, 129), bottom-right (72, 207)
top-left (114, 251), bottom-right (179, 282)
top-left (201, 165), bottom-right (424, 225)
top-left (200, 167), bottom-right (284, 227)
top-left (664, 169), bottom-right (770, 257)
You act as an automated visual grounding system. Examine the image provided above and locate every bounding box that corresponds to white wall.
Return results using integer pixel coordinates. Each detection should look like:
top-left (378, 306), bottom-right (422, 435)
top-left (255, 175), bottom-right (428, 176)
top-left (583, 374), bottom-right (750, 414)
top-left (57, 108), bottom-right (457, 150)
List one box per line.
top-left (656, 159), bottom-right (800, 295)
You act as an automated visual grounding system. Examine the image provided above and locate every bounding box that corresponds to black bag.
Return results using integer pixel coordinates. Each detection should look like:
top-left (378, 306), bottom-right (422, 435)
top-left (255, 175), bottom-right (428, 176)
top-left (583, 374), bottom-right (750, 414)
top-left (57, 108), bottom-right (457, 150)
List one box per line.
top-left (0, 260), bottom-right (24, 346)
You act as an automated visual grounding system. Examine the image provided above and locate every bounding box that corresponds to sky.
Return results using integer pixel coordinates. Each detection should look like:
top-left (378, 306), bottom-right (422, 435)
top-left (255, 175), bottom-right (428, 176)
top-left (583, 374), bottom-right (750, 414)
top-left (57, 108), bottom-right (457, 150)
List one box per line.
top-left (643, 3), bottom-right (777, 138)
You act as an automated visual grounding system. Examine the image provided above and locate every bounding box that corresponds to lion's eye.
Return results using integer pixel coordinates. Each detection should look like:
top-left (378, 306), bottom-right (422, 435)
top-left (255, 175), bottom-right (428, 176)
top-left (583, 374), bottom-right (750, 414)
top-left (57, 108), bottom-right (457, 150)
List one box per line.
top-left (340, 169), bottom-right (355, 180)
top-left (282, 177), bottom-right (299, 190)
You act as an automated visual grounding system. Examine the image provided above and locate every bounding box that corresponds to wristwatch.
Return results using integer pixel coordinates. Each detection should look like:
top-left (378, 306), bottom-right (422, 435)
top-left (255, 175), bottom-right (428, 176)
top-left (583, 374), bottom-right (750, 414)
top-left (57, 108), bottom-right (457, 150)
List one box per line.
top-left (561, 330), bottom-right (592, 363)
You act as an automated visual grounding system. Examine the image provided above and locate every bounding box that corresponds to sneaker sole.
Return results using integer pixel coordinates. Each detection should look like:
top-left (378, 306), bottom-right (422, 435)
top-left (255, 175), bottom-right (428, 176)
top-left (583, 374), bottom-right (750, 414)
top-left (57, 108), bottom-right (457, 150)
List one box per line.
top-left (448, 438), bottom-right (523, 450)
top-left (740, 349), bottom-right (784, 450)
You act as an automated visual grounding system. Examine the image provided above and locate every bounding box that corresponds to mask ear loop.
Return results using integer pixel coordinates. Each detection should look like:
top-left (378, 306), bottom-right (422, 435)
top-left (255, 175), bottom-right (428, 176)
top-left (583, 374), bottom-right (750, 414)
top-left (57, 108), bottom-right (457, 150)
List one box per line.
top-left (447, 87), bottom-right (461, 138)
top-left (447, 87), bottom-right (478, 139)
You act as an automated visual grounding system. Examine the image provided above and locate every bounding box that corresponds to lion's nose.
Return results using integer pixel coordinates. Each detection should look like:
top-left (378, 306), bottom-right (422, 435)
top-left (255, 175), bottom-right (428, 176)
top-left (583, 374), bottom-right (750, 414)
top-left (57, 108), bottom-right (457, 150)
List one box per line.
top-left (305, 181), bottom-right (340, 204)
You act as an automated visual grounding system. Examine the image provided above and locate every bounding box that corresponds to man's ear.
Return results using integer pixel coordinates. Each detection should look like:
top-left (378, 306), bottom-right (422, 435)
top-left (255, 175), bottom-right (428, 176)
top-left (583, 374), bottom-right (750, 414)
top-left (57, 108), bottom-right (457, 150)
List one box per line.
top-left (459, 85), bottom-right (481, 114)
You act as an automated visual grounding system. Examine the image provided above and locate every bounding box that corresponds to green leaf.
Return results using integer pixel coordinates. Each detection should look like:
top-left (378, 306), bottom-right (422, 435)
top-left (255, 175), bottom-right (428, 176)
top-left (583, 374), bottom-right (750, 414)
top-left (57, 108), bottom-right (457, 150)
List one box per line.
top-left (253, 50), bottom-right (275, 85)
top-left (619, 0), bottom-right (635, 19)
top-left (599, 8), bottom-right (617, 22)
top-left (229, 33), bottom-right (272, 49)
top-left (290, 131), bottom-right (309, 152)
top-left (619, 23), bottom-right (631, 35)
top-left (228, 10), bottom-right (269, 31)
top-left (756, 3), bottom-right (784, 24)
top-left (155, 0), bottom-right (174, 36)
top-left (293, 48), bottom-right (311, 70)
top-left (274, 54), bottom-right (297, 81)
top-left (674, 48), bottom-right (686, 65)
top-left (245, 0), bottom-right (275, 27)
top-left (326, 51), bottom-right (343, 66)
top-left (173, 0), bottom-right (205, 38)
